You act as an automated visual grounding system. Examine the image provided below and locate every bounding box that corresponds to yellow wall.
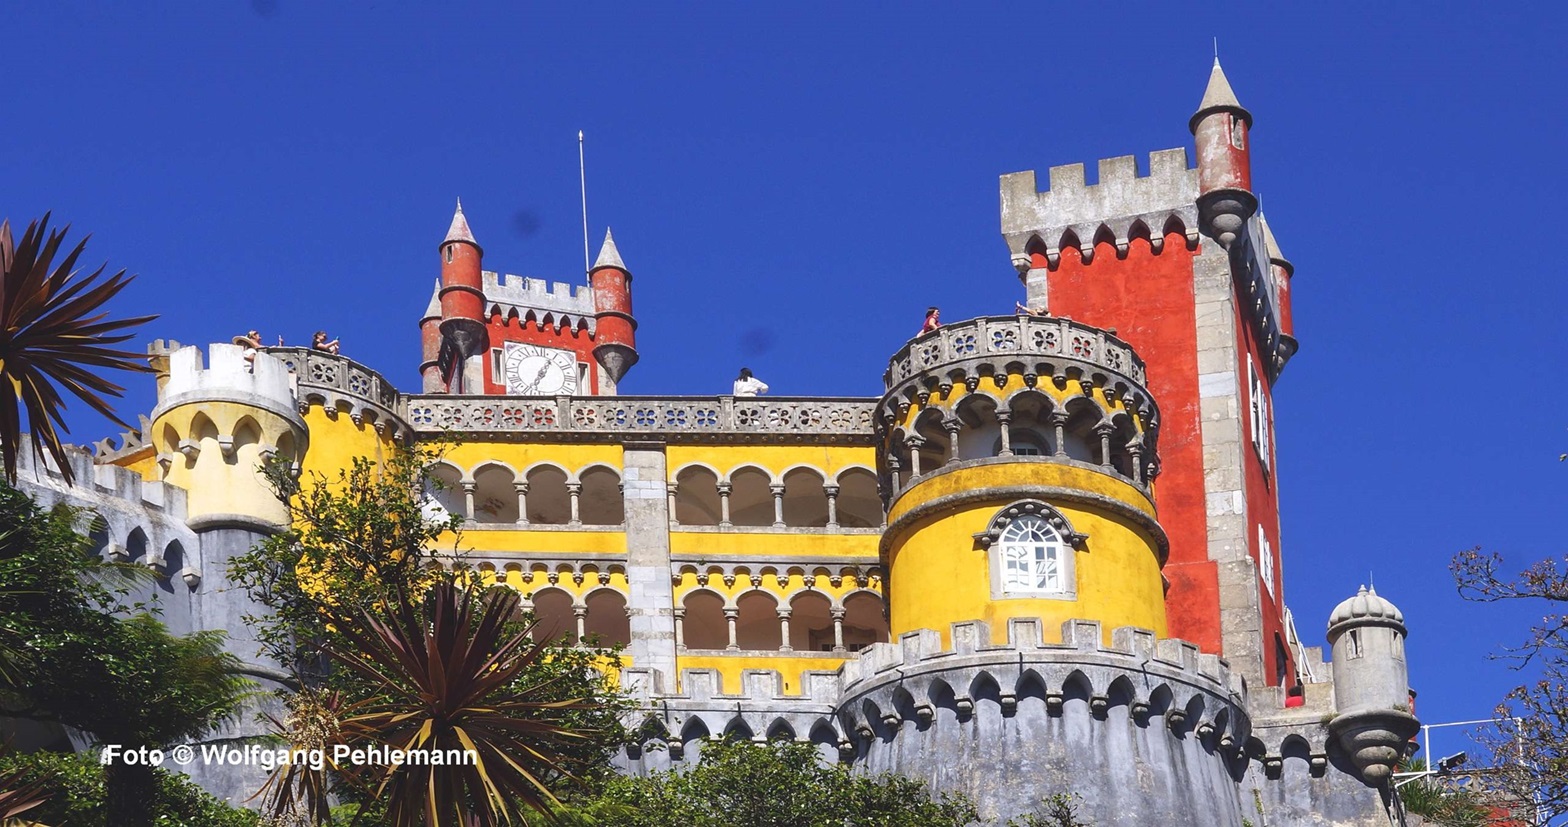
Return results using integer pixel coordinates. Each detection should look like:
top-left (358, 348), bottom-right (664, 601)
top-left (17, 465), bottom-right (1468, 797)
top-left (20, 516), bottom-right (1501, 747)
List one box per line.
top-left (675, 653), bottom-right (852, 696)
top-left (439, 441), bottom-right (625, 477)
top-left (666, 444), bottom-right (876, 478)
top-left (153, 400), bottom-right (304, 525)
top-left (298, 406), bottom-right (398, 483)
top-left (885, 461), bottom-right (1165, 647)
top-left (670, 530), bottom-right (876, 560)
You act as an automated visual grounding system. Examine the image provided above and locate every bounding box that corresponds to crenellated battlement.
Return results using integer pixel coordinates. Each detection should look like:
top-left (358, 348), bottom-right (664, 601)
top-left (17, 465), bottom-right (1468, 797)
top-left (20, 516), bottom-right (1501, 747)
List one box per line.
top-left (154, 343), bottom-right (301, 426)
top-left (1000, 149), bottom-right (1200, 266)
top-left (481, 271), bottom-right (597, 332)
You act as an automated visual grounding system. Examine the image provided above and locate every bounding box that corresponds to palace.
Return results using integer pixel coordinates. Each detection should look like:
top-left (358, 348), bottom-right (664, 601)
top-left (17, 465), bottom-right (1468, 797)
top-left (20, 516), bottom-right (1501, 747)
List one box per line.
top-left (12, 60), bottom-right (1418, 825)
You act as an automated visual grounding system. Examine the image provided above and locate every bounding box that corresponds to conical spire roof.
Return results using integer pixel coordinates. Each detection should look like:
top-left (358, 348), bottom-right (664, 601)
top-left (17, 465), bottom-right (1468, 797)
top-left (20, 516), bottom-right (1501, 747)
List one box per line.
top-left (443, 198), bottom-right (478, 246)
top-left (1190, 58), bottom-right (1253, 133)
top-left (421, 279), bottom-right (442, 321)
top-left (592, 228), bottom-right (627, 271)
top-left (1256, 213), bottom-right (1292, 273)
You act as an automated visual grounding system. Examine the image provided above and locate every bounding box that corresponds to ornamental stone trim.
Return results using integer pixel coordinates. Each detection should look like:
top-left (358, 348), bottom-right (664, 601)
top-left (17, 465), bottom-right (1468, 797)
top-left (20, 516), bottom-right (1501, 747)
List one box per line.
top-left (272, 347), bottom-right (411, 438)
top-left (404, 395), bottom-right (878, 442)
top-left (884, 315), bottom-right (1148, 391)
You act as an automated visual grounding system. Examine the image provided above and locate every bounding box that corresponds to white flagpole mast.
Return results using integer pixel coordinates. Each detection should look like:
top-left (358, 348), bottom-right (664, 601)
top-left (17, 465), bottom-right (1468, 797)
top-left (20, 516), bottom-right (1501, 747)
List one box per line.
top-left (579, 130), bottom-right (590, 278)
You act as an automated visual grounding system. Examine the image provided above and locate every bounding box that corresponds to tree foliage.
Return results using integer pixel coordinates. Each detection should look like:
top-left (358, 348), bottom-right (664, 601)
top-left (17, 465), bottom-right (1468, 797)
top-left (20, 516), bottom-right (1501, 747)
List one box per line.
top-left (0, 750), bottom-right (259, 827)
top-left (229, 447), bottom-right (629, 824)
top-left (0, 213), bottom-right (155, 483)
top-left (572, 739), bottom-right (979, 827)
top-left (1451, 546), bottom-right (1566, 821)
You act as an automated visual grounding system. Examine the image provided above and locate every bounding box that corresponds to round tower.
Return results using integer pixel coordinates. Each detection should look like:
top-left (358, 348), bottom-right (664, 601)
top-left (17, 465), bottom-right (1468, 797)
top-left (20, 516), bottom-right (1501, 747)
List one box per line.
top-left (877, 315), bottom-right (1168, 645)
top-left (418, 279), bottom-right (446, 393)
top-left (589, 228), bottom-right (638, 391)
top-left (437, 199), bottom-right (489, 392)
top-left (1190, 58), bottom-right (1257, 249)
top-left (1258, 213), bottom-right (1295, 340)
top-left (1325, 586), bottom-right (1419, 785)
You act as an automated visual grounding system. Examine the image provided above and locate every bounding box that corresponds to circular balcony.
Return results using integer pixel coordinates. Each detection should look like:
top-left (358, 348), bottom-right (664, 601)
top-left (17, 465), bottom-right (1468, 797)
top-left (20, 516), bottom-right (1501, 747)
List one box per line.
top-left (877, 315), bottom-right (1160, 498)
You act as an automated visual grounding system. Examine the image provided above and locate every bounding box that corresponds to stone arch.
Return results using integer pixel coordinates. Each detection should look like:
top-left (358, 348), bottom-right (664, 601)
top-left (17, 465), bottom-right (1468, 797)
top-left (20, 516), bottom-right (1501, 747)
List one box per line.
top-left (679, 715), bottom-right (711, 756)
top-left (681, 589), bottom-right (728, 650)
top-left (970, 672), bottom-right (1002, 714)
top-left (582, 588), bottom-right (630, 646)
top-left (1016, 669), bottom-right (1050, 706)
top-left (425, 461), bottom-right (465, 518)
top-left (1057, 228), bottom-right (1083, 260)
top-left (85, 516), bottom-right (110, 560)
top-left (910, 406), bottom-right (950, 472)
top-left (840, 591), bottom-right (888, 650)
top-left (1280, 734), bottom-right (1313, 775)
top-left (673, 464), bottom-right (721, 526)
top-left (159, 540), bottom-right (187, 593)
top-left (723, 716), bottom-right (755, 742)
top-left (471, 462), bottom-right (519, 524)
top-left (527, 587), bottom-right (575, 644)
top-left (189, 411), bottom-right (219, 446)
top-left (1106, 411), bottom-right (1139, 478)
top-left (1002, 388), bottom-right (1057, 456)
top-left (1162, 213), bottom-right (1189, 245)
top-left (577, 464), bottom-right (624, 525)
top-left (727, 465), bottom-right (774, 528)
top-left (788, 590), bottom-right (833, 652)
top-left (1060, 396), bottom-right (1105, 463)
top-left (834, 467), bottom-right (881, 528)
top-left (1178, 693), bottom-right (1207, 738)
top-left (952, 392), bottom-right (999, 461)
top-left (1127, 218), bottom-right (1153, 250)
top-left (765, 718), bottom-right (796, 742)
top-left (808, 719), bottom-right (841, 763)
top-left (734, 590), bottom-right (780, 650)
top-left (780, 466), bottom-right (828, 527)
top-left (1146, 683), bottom-right (1174, 728)
top-left (524, 463), bottom-right (571, 525)
top-left (232, 415), bottom-right (263, 460)
top-left (125, 526), bottom-right (149, 564)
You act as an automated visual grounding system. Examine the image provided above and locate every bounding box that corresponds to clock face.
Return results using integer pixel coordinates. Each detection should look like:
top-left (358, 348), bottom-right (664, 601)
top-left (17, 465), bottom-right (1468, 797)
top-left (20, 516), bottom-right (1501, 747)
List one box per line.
top-left (502, 343), bottom-right (580, 395)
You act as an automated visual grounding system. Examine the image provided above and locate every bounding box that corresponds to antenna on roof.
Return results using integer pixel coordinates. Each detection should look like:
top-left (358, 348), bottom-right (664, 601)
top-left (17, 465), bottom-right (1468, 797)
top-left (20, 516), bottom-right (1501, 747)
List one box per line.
top-left (579, 130), bottom-right (591, 280)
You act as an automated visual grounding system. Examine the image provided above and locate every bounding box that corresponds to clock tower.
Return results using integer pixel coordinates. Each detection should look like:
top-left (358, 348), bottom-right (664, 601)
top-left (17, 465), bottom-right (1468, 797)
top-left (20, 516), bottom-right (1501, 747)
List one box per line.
top-left (416, 207), bottom-right (639, 396)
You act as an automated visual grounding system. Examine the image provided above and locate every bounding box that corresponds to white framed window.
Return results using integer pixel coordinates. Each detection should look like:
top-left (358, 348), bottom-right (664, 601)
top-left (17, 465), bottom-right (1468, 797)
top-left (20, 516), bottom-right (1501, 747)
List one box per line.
top-left (1257, 524), bottom-right (1275, 599)
top-left (976, 501), bottom-right (1083, 601)
top-left (998, 516), bottom-right (1064, 594)
top-left (1248, 361), bottom-right (1272, 472)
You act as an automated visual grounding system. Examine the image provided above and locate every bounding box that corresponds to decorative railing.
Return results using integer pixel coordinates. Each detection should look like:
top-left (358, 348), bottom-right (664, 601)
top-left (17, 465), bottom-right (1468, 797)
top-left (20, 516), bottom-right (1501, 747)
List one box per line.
top-left (884, 315), bottom-right (1147, 389)
top-left (403, 395), bottom-right (879, 442)
top-left (269, 347), bottom-right (408, 432)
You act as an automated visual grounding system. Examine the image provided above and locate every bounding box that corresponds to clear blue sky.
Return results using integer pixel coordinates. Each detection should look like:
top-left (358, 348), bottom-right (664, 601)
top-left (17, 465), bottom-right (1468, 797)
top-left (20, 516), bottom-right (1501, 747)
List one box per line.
top-left (7, 3), bottom-right (1566, 754)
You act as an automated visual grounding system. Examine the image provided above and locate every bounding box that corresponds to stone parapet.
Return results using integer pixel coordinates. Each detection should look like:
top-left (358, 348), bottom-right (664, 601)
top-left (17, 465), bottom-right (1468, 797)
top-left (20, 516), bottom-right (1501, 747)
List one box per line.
top-left (1000, 149), bottom-right (1200, 266)
top-left (884, 314), bottom-right (1150, 395)
top-left (480, 271), bottom-right (597, 330)
top-left (270, 347), bottom-right (411, 438)
top-left (404, 395), bottom-right (877, 443)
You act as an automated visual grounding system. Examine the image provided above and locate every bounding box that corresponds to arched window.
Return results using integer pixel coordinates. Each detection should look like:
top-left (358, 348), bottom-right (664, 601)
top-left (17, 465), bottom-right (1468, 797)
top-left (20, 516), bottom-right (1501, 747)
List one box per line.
top-left (976, 500), bottom-right (1084, 600)
top-left (997, 516), bottom-right (1064, 594)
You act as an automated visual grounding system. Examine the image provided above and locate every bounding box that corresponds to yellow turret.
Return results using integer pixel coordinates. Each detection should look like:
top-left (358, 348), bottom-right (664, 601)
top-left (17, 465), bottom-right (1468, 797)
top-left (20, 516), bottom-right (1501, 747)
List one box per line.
top-left (877, 315), bottom-right (1168, 645)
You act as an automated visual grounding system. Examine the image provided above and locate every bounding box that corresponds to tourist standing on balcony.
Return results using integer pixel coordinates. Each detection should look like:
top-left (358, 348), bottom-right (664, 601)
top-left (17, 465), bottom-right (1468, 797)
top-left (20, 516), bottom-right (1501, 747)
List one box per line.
top-left (921, 307), bottom-right (941, 334)
top-left (312, 330), bottom-right (340, 355)
top-left (1015, 301), bottom-right (1049, 317)
top-left (733, 367), bottom-right (769, 397)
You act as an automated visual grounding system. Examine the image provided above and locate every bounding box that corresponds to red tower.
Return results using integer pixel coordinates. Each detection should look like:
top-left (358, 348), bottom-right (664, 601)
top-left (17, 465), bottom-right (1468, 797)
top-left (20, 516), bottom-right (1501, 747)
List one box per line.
top-left (589, 229), bottom-right (638, 387)
top-left (437, 200), bottom-right (489, 393)
top-left (999, 59), bottom-right (1299, 692)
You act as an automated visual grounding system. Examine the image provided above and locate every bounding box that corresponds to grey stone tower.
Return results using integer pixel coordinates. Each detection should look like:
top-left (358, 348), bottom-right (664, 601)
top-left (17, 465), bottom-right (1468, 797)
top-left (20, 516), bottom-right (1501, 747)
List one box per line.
top-left (1325, 586), bottom-right (1418, 784)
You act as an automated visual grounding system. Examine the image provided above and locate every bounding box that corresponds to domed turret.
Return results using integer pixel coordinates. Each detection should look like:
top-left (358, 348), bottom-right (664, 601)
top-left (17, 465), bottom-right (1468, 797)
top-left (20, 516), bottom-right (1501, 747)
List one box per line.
top-left (1325, 585), bottom-right (1418, 785)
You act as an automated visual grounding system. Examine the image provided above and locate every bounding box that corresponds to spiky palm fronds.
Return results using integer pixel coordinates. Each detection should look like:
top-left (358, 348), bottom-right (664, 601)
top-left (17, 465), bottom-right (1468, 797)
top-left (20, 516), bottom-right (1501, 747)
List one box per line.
top-left (0, 213), bottom-right (155, 483)
top-left (329, 582), bottom-right (594, 827)
top-left (0, 765), bottom-right (51, 824)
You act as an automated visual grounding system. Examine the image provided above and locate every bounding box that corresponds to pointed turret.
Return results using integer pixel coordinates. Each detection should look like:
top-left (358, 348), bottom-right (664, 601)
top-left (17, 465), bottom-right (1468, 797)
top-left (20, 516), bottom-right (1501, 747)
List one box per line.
top-left (593, 227), bottom-right (627, 272)
top-left (1257, 214), bottom-right (1295, 339)
top-left (437, 200), bottom-right (488, 393)
top-left (589, 228), bottom-right (638, 391)
top-left (1189, 58), bottom-right (1257, 249)
top-left (418, 280), bottom-right (447, 393)
top-left (444, 198), bottom-right (481, 250)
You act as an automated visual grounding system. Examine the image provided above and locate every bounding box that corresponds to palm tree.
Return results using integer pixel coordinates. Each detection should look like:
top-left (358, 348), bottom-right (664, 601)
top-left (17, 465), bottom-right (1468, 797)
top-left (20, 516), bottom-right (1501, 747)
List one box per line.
top-left (316, 581), bottom-right (596, 827)
top-left (0, 213), bottom-right (154, 483)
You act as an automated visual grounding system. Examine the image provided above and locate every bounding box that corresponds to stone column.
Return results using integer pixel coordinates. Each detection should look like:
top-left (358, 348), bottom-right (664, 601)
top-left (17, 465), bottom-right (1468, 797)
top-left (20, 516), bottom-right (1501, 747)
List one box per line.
top-left (887, 455), bottom-right (902, 494)
top-left (906, 437), bottom-right (924, 478)
top-left (823, 484), bottom-right (840, 529)
top-left (1052, 412), bottom-right (1069, 457)
top-left (573, 605), bottom-right (587, 641)
top-left (830, 607), bottom-right (847, 653)
top-left (717, 482), bottom-right (733, 528)
top-left (513, 481), bottom-right (529, 526)
top-left (945, 419), bottom-right (961, 464)
top-left (1129, 445), bottom-right (1144, 484)
top-left (996, 412), bottom-right (1013, 457)
top-left (666, 482), bottom-right (679, 525)
top-left (461, 481), bottom-right (476, 520)
top-left (566, 482), bottom-right (582, 526)
top-left (724, 607), bottom-right (740, 651)
top-left (620, 443), bottom-right (678, 685)
top-left (769, 483), bottom-right (786, 528)
top-left (778, 608), bottom-right (793, 652)
top-left (1095, 424), bottom-right (1115, 469)
top-left (673, 607), bottom-right (686, 650)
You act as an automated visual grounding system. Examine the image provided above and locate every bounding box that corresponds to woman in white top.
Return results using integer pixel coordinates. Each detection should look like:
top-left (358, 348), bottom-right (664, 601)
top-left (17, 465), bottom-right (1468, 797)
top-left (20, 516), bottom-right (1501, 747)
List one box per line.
top-left (733, 367), bottom-right (769, 397)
